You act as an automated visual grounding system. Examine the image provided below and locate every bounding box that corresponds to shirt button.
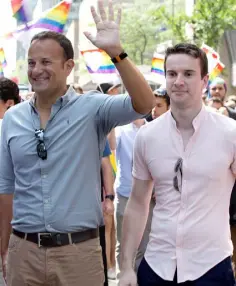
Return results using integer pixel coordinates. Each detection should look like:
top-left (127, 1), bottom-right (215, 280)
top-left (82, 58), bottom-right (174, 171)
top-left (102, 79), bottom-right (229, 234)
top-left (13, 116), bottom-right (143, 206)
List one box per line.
top-left (44, 199), bottom-right (49, 204)
top-left (42, 174), bottom-right (47, 179)
top-left (47, 224), bottom-right (51, 228)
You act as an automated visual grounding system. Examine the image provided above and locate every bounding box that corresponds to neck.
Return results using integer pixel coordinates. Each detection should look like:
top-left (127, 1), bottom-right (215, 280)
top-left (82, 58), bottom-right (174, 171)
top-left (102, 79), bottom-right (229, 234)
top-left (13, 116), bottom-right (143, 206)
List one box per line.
top-left (171, 101), bottom-right (202, 130)
top-left (133, 119), bottom-right (145, 128)
top-left (35, 86), bottom-right (68, 110)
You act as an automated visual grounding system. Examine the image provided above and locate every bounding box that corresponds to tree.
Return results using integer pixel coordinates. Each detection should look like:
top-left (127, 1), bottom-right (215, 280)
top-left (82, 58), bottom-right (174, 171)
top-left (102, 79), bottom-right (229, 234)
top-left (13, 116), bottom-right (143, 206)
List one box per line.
top-left (120, 1), bottom-right (162, 65)
top-left (151, 0), bottom-right (236, 50)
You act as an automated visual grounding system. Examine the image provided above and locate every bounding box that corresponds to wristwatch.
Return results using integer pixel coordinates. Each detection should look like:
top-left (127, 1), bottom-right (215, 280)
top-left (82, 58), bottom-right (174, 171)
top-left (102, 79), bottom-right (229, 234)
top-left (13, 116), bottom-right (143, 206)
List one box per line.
top-left (105, 195), bottom-right (115, 201)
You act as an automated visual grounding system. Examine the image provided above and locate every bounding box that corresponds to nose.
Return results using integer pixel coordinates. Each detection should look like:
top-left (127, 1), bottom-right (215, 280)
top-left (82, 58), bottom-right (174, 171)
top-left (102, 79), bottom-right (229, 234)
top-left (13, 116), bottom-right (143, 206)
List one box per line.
top-left (29, 62), bottom-right (43, 75)
top-left (174, 74), bottom-right (185, 87)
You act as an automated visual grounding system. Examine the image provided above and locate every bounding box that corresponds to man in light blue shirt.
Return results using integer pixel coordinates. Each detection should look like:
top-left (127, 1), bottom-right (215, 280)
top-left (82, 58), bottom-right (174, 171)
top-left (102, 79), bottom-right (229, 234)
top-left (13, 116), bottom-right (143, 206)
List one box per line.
top-left (113, 119), bottom-right (155, 280)
top-left (0, 2), bottom-right (154, 285)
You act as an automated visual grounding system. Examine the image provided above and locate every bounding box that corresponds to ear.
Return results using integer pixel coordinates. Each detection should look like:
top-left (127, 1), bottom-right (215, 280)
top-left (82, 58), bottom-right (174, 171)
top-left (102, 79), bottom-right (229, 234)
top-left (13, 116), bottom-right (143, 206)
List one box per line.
top-left (202, 74), bottom-right (209, 90)
top-left (65, 59), bottom-right (75, 76)
top-left (6, 99), bottom-right (15, 108)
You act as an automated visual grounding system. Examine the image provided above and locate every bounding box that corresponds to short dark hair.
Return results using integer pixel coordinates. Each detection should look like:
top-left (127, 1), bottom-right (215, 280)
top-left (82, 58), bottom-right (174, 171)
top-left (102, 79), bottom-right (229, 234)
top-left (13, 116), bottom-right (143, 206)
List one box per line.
top-left (0, 77), bottom-right (20, 104)
top-left (154, 88), bottom-right (170, 107)
top-left (164, 43), bottom-right (208, 78)
top-left (31, 31), bottom-right (74, 60)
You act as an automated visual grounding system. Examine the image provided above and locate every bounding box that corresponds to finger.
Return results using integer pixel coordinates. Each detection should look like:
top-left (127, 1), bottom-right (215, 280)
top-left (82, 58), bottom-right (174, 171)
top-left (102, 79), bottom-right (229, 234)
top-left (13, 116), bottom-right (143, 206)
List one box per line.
top-left (83, 31), bottom-right (96, 44)
top-left (90, 6), bottom-right (101, 26)
top-left (108, 0), bottom-right (114, 21)
top-left (98, 0), bottom-right (107, 21)
top-left (116, 6), bottom-right (122, 25)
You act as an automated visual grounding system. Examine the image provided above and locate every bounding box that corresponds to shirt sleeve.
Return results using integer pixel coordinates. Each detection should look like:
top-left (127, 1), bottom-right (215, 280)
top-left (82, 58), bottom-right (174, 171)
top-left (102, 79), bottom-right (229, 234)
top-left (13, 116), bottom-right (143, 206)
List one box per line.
top-left (132, 128), bottom-right (152, 181)
top-left (103, 140), bottom-right (112, 158)
top-left (0, 115), bottom-right (15, 194)
top-left (97, 94), bottom-right (144, 135)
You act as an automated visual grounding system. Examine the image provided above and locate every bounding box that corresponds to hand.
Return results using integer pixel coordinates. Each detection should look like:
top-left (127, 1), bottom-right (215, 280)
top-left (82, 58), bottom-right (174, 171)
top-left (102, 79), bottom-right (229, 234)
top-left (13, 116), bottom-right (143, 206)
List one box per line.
top-left (84, 0), bottom-right (123, 57)
top-left (119, 269), bottom-right (137, 286)
top-left (103, 199), bottom-right (114, 215)
top-left (1, 251), bottom-right (8, 285)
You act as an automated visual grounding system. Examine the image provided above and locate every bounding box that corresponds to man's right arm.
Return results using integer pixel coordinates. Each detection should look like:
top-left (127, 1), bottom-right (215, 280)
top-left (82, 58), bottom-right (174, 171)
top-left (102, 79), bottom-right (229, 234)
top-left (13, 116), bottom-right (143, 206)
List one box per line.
top-left (119, 178), bottom-right (153, 283)
top-left (0, 194), bottom-right (13, 255)
top-left (0, 114), bottom-right (15, 279)
top-left (119, 127), bottom-right (153, 285)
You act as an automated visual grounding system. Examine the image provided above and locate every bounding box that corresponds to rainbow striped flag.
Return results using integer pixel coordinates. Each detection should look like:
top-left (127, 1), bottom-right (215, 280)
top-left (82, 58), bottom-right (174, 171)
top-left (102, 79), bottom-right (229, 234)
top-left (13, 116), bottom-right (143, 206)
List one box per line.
top-left (209, 61), bottom-right (225, 81)
top-left (11, 0), bottom-right (29, 24)
top-left (31, 0), bottom-right (71, 33)
top-left (81, 49), bottom-right (117, 74)
top-left (151, 54), bottom-right (165, 75)
top-left (0, 48), bottom-right (7, 68)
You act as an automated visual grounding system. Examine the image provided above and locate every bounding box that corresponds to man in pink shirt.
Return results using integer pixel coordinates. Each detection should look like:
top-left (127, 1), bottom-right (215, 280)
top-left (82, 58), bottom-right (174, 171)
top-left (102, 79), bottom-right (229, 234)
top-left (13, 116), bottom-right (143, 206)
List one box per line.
top-left (119, 43), bottom-right (236, 286)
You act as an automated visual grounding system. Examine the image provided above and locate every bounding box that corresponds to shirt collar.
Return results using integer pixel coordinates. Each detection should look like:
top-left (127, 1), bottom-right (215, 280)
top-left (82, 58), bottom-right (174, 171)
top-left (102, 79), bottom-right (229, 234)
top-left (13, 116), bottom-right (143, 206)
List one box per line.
top-left (29, 85), bottom-right (77, 110)
top-left (169, 104), bottom-right (206, 132)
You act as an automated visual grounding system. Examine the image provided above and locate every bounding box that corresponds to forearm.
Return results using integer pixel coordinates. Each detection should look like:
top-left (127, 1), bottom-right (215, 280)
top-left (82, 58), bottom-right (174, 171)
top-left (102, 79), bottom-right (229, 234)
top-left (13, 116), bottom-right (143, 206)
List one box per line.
top-left (120, 196), bottom-right (150, 270)
top-left (101, 158), bottom-right (115, 196)
top-left (114, 58), bottom-right (154, 114)
top-left (0, 195), bottom-right (13, 255)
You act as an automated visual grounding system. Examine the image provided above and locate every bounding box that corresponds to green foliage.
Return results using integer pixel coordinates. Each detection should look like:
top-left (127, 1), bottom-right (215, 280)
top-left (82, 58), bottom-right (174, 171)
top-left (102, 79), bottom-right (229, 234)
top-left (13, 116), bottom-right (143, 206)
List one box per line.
top-left (120, 2), bottom-right (161, 64)
top-left (151, 0), bottom-right (236, 49)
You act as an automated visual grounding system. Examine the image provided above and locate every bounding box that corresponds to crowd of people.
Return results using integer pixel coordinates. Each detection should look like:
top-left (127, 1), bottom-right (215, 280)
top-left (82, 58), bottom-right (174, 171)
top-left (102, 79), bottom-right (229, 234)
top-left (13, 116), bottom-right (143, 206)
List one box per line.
top-left (0, 0), bottom-right (236, 286)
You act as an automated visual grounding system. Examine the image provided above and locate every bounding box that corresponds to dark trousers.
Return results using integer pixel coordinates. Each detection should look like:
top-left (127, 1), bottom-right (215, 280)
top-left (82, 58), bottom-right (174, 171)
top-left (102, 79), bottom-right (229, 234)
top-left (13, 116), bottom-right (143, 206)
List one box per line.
top-left (99, 225), bottom-right (108, 286)
top-left (138, 257), bottom-right (235, 286)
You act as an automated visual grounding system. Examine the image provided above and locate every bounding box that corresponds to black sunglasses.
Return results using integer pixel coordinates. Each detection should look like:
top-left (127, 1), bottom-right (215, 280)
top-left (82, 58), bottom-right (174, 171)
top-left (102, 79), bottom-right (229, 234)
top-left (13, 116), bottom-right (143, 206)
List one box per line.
top-left (173, 158), bottom-right (183, 192)
top-left (35, 129), bottom-right (47, 160)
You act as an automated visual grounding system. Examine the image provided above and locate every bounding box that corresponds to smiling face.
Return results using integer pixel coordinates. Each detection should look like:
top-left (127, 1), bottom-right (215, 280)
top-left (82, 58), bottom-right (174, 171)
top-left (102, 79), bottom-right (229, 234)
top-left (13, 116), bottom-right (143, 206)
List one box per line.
top-left (165, 54), bottom-right (208, 109)
top-left (28, 39), bottom-right (74, 96)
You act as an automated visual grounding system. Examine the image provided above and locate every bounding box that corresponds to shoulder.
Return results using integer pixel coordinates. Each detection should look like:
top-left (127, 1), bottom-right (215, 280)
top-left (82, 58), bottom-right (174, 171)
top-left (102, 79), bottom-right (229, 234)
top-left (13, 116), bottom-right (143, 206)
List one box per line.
top-left (138, 112), bottom-right (169, 137)
top-left (206, 108), bottom-right (236, 142)
top-left (3, 101), bottom-right (29, 122)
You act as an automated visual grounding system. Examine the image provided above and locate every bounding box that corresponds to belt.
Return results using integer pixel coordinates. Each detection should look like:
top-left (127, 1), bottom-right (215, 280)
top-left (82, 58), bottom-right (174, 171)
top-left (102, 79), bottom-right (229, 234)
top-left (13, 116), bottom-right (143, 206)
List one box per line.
top-left (13, 228), bottom-right (98, 248)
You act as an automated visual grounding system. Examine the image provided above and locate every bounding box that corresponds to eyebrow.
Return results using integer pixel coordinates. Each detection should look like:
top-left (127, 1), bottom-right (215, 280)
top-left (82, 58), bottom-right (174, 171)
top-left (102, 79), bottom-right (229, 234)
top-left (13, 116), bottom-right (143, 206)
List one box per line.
top-left (166, 69), bottom-right (196, 73)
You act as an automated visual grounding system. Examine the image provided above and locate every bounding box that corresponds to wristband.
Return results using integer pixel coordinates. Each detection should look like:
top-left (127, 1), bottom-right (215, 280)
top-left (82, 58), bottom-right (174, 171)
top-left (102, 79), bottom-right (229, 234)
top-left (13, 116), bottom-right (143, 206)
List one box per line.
top-left (111, 52), bottom-right (128, 64)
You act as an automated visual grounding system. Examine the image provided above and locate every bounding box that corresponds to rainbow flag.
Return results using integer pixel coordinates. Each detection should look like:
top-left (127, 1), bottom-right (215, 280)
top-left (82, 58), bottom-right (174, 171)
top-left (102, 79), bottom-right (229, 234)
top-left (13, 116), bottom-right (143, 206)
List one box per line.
top-left (151, 54), bottom-right (165, 75)
top-left (81, 49), bottom-right (117, 74)
top-left (0, 48), bottom-right (7, 68)
top-left (11, 0), bottom-right (28, 24)
top-left (209, 61), bottom-right (225, 81)
top-left (31, 0), bottom-right (72, 33)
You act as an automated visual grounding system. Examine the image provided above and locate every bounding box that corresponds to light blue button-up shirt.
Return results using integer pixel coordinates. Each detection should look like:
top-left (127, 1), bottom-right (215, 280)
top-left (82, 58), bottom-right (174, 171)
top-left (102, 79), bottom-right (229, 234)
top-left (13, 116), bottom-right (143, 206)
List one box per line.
top-left (114, 123), bottom-right (141, 198)
top-left (0, 87), bottom-right (143, 233)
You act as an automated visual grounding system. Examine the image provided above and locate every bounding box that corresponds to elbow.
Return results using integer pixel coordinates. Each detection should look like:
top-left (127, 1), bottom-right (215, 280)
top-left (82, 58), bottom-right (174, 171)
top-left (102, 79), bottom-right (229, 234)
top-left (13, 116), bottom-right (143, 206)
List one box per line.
top-left (132, 96), bottom-right (155, 115)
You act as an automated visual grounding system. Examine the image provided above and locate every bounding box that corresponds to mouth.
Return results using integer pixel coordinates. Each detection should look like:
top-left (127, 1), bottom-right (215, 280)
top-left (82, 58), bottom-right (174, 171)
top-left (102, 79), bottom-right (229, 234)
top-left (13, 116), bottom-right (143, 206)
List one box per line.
top-left (32, 77), bottom-right (50, 84)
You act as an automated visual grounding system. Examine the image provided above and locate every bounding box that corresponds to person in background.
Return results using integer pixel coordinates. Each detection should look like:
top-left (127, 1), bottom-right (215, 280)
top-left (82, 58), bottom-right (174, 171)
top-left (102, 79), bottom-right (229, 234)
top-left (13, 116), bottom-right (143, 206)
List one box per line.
top-left (73, 84), bottom-right (83, 94)
top-left (225, 95), bottom-right (236, 109)
top-left (209, 77), bottom-right (236, 120)
top-left (146, 88), bottom-right (170, 122)
top-left (207, 97), bottom-right (224, 110)
top-left (0, 78), bottom-right (21, 121)
top-left (97, 83), bottom-right (122, 96)
top-left (101, 141), bottom-right (116, 281)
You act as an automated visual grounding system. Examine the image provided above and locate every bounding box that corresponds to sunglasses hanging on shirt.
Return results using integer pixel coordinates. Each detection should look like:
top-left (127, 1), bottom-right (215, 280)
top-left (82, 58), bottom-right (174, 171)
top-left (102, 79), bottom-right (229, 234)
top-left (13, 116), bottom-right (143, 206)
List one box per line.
top-left (35, 129), bottom-right (47, 160)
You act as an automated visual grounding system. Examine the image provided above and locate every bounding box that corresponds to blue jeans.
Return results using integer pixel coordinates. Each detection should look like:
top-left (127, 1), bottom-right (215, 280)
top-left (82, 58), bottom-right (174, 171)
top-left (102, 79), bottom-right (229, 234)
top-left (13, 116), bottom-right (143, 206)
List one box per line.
top-left (137, 257), bottom-right (235, 286)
